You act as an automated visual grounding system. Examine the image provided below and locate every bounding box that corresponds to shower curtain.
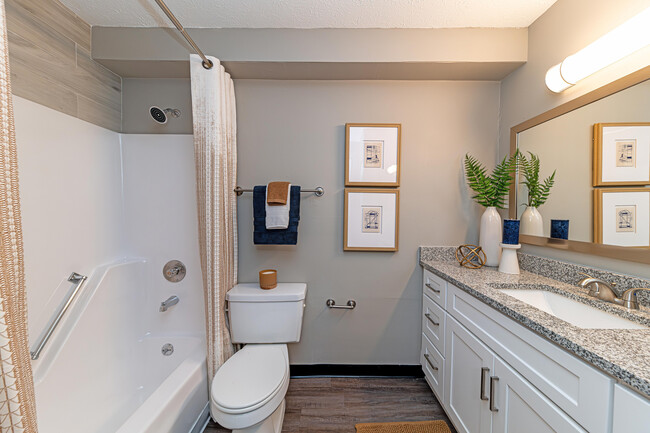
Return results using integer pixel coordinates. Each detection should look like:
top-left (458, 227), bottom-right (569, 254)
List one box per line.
top-left (190, 55), bottom-right (237, 382)
top-left (0, 1), bottom-right (38, 432)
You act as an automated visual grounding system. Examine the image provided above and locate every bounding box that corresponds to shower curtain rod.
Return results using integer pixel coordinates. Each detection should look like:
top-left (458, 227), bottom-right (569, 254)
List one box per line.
top-left (154, 0), bottom-right (214, 69)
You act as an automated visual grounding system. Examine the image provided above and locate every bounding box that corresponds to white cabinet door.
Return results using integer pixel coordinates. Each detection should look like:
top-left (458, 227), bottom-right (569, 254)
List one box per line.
top-left (491, 357), bottom-right (587, 433)
top-left (445, 316), bottom-right (493, 433)
top-left (612, 384), bottom-right (650, 433)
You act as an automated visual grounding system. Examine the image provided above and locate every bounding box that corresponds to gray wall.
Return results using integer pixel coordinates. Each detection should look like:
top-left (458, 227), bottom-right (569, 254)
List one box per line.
top-left (499, 0), bottom-right (650, 279)
top-left (234, 80), bottom-right (499, 364)
top-left (6, 0), bottom-right (122, 131)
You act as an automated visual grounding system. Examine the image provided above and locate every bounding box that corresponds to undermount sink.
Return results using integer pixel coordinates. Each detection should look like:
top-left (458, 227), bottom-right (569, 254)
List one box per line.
top-left (497, 289), bottom-right (648, 330)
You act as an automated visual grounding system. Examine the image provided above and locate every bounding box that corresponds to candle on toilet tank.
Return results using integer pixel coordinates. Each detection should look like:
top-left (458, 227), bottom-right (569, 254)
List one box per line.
top-left (259, 269), bottom-right (278, 290)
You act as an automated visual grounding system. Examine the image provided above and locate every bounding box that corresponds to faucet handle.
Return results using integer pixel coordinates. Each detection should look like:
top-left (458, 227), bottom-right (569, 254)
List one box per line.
top-left (620, 288), bottom-right (650, 310)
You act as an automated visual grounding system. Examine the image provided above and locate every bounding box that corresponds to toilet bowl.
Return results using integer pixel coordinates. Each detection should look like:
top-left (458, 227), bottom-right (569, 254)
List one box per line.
top-left (211, 344), bottom-right (289, 433)
top-left (209, 283), bottom-right (307, 433)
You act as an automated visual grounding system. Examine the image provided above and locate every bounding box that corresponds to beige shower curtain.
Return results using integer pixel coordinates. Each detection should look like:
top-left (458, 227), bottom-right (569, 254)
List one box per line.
top-left (0, 1), bottom-right (38, 432)
top-left (190, 55), bottom-right (237, 382)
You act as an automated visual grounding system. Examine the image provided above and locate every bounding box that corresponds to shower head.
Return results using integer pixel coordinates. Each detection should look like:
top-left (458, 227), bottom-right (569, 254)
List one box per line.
top-left (149, 106), bottom-right (181, 124)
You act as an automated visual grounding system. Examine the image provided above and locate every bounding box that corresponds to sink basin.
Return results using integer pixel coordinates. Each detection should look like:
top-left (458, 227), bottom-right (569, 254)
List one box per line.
top-left (497, 289), bottom-right (648, 330)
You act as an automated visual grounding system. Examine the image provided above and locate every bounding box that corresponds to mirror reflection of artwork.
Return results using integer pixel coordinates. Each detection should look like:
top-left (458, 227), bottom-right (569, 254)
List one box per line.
top-left (616, 140), bottom-right (636, 167)
top-left (362, 206), bottom-right (382, 233)
top-left (616, 205), bottom-right (636, 232)
top-left (364, 141), bottom-right (384, 168)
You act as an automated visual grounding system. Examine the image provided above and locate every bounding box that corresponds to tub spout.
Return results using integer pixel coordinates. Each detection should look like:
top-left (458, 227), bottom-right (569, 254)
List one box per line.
top-left (160, 295), bottom-right (179, 312)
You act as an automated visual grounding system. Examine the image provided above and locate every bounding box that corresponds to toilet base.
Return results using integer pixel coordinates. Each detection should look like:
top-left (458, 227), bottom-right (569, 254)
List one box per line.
top-left (232, 399), bottom-right (285, 433)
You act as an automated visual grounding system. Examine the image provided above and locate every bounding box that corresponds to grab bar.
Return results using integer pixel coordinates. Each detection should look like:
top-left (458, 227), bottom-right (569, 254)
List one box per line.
top-left (326, 299), bottom-right (356, 309)
top-left (30, 272), bottom-right (87, 360)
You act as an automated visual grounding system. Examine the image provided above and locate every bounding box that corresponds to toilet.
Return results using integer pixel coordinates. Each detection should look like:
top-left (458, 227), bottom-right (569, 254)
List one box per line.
top-left (210, 283), bottom-right (307, 433)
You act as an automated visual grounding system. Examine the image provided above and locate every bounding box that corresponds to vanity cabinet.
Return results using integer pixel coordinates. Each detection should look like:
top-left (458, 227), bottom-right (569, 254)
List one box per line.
top-left (445, 315), bottom-right (585, 433)
top-left (419, 268), bottom-right (633, 433)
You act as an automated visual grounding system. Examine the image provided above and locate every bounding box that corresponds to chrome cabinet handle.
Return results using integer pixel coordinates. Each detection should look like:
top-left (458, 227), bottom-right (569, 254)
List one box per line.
top-left (480, 367), bottom-right (490, 401)
top-left (489, 376), bottom-right (499, 412)
top-left (425, 282), bottom-right (441, 293)
top-left (424, 313), bottom-right (440, 326)
top-left (423, 353), bottom-right (438, 371)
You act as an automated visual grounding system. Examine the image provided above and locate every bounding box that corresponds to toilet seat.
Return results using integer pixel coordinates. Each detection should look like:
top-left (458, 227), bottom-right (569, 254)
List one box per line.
top-left (211, 344), bottom-right (289, 430)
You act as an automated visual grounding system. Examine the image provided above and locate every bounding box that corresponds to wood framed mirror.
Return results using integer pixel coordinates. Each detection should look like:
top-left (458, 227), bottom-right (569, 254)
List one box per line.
top-left (509, 66), bottom-right (650, 265)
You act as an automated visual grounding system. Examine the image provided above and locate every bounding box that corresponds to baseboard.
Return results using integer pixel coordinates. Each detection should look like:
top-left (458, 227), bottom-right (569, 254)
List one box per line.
top-left (290, 364), bottom-right (424, 378)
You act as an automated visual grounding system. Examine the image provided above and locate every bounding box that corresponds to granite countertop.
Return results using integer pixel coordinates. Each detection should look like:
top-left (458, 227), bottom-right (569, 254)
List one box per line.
top-left (419, 253), bottom-right (650, 398)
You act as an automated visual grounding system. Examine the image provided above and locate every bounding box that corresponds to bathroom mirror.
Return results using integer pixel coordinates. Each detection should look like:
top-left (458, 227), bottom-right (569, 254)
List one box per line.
top-left (509, 66), bottom-right (650, 264)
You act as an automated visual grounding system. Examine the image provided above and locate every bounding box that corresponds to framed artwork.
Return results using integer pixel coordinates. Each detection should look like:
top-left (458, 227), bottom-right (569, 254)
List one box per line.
top-left (593, 188), bottom-right (650, 246)
top-left (593, 123), bottom-right (650, 186)
top-left (344, 188), bottom-right (399, 251)
top-left (345, 123), bottom-right (401, 186)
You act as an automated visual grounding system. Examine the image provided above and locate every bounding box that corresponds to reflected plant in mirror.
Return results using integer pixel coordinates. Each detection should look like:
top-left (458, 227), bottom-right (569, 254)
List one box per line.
top-left (464, 153), bottom-right (518, 266)
top-left (518, 152), bottom-right (556, 237)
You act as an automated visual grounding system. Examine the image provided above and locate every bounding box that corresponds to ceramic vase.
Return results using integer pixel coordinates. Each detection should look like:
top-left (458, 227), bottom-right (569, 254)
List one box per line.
top-left (520, 206), bottom-right (544, 237)
top-left (479, 206), bottom-right (502, 267)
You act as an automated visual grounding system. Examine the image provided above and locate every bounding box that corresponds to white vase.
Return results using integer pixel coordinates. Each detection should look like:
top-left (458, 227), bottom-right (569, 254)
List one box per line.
top-left (479, 206), bottom-right (502, 267)
top-left (520, 206), bottom-right (544, 237)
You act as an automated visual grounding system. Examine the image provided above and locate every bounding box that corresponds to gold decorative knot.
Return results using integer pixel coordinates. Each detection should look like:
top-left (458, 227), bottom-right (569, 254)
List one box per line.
top-left (455, 245), bottom-right (486, 269)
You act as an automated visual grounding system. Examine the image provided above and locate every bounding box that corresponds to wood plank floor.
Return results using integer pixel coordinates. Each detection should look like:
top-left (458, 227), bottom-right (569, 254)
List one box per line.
top-left (204, 377), bottom-right (456, 433)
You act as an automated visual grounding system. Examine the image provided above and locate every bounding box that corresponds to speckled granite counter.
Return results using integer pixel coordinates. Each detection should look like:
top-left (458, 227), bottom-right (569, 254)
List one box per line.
top-left (419, 247), bottom-right (650, 398)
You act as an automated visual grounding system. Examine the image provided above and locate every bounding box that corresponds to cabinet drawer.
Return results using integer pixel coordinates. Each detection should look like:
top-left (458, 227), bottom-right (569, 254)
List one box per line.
top-left (423, 293), bottom-right (446, 356)
top-left (447, 283), bottom-right (612, 433)
top-left (421, 332), bottom-right (444, 403)
top-left (423, 268), bottom-right (446, 307)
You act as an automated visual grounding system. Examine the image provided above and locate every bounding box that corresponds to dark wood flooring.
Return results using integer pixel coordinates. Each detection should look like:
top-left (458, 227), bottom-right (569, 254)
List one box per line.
top-left (203, 377), bottom-right (456, 433)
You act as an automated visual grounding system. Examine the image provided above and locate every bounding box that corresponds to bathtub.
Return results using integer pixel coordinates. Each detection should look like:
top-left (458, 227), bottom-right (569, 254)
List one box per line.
top-left (31, 259), bottom-right (209, 433)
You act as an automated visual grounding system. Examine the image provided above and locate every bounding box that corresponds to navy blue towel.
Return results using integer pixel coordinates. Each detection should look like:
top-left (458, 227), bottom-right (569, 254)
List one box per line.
top-left (253, 185), bottom-right (301, 245)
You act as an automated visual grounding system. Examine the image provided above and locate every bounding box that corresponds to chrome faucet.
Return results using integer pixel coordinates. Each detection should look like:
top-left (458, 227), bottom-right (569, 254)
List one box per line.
top-left (578, 273), bottom-right (649, 310)
top-left (160, 295), bottom-right (179, 312)
top-left (578, 273), bottom-right (621, 304)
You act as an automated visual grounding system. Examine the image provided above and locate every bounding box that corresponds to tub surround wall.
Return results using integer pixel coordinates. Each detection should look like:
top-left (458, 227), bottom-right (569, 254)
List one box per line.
top-left (6, 0), bottom-right (122, 131)
top-left (499, 0), bottom-right (650, 278)
top-left (234, 80), bottom-right (500, 365)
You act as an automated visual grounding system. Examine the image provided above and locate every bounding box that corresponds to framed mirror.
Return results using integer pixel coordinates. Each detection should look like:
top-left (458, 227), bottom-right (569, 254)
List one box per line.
top-left (509, 66), bottom-right (650, 264)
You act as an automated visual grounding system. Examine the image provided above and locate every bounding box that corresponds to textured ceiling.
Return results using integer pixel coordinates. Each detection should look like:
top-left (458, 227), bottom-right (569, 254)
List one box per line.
top-left (58, 0), bottom-right (557, 28)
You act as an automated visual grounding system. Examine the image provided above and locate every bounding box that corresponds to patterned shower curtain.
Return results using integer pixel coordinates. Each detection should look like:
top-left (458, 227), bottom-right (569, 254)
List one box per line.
top-left (0, 1), bottom-right (38, 431)
top-left (190, 55), bottom-right (237, 382)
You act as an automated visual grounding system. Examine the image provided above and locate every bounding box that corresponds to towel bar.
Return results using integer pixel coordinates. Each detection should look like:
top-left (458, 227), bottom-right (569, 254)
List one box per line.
top-left (234, 186), bottom-right (324, 197)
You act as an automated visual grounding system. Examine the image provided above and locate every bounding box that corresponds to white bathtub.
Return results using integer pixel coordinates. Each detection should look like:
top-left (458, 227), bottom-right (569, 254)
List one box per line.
top-left (32, 259), bottom-right (209, 433)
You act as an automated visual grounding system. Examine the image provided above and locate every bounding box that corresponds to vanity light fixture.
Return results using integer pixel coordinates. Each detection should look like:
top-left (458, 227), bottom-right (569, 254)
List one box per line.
top-left (545, 6), bottom-right (650, 93)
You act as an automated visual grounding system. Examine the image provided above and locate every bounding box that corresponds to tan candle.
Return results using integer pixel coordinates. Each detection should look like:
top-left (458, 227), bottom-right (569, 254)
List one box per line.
top-left (259, 269), bottom-right (277, 290)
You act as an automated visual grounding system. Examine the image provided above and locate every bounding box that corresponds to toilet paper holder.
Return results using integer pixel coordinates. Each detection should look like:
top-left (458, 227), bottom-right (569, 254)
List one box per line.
top-left (326, 299), bottom-right (356, 309)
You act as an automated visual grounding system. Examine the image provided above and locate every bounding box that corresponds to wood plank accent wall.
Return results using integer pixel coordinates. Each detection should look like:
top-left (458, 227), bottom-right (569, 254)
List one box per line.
top-left (6, 0), bottom-right (122, 131)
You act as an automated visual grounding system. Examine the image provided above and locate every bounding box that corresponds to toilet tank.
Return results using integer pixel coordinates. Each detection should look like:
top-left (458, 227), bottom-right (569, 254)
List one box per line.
top-left (226, 283), bottom-right (307, 344)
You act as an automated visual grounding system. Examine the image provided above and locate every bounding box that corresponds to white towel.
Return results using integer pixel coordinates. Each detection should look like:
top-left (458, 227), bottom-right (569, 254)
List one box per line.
top-left (265, 184), bottom-right (291, 229)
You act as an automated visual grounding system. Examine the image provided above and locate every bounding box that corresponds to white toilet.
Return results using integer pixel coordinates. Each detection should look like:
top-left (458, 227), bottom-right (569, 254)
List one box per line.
top-left (210, 283), bottom-right (307, 433)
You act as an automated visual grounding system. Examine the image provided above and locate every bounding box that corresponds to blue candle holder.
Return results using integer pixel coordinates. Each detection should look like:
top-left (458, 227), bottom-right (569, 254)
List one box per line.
top-left (502, 219), bottom-right (520, 245)
top-left (550, 219), bottom-right (569, 240)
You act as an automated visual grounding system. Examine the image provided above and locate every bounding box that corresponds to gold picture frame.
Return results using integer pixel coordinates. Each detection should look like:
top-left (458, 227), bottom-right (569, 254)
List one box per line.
top-left (593, 122), bottom-right (650, 187)
top-left (593, 187), bottom-right (650, 246)
top-left (344, 188), bottom-right (399, 252)
top-left (345, 123), bottom-right (401, 187)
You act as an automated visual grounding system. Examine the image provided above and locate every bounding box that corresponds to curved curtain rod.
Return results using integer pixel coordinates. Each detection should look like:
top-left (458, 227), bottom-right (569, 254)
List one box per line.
top-left (153, 0), bottom-right (214, 70)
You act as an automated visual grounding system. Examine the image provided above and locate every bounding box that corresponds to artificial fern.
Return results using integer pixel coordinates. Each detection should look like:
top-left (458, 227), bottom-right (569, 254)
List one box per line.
top-left (518, 152), bottom-right (556, 208)
top-left (464, 153), bottom-right (517, 209)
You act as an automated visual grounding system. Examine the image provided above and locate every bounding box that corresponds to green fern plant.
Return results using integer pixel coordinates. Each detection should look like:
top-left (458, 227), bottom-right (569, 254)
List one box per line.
top-left (518, 151), bottom-right (556, 208)
top-left (464, 153), bottom-right (518, 209)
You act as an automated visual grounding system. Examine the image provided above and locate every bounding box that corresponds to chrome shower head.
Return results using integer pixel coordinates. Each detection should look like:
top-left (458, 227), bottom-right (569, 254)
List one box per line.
top-left (149, 106), bottom-right (181, 124)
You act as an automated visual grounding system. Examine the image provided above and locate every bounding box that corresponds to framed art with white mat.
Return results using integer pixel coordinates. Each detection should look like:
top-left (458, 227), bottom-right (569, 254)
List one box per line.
top-left (345, 123), bottom-right (401, 186)
top-left (344, 189), bottom-right (399, 251)
top-left (593, 123), bottom-right (650, 186)
top-left (594, 188), bottom-right (650, 246)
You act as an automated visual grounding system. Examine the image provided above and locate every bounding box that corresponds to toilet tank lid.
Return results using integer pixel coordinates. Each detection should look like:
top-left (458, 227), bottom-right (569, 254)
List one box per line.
top-left (227, 283), bottom-right (307, 302)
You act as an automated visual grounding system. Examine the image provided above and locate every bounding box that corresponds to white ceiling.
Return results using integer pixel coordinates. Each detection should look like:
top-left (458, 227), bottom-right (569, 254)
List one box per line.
top-left (59, 0), bottom-right (557, 28)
